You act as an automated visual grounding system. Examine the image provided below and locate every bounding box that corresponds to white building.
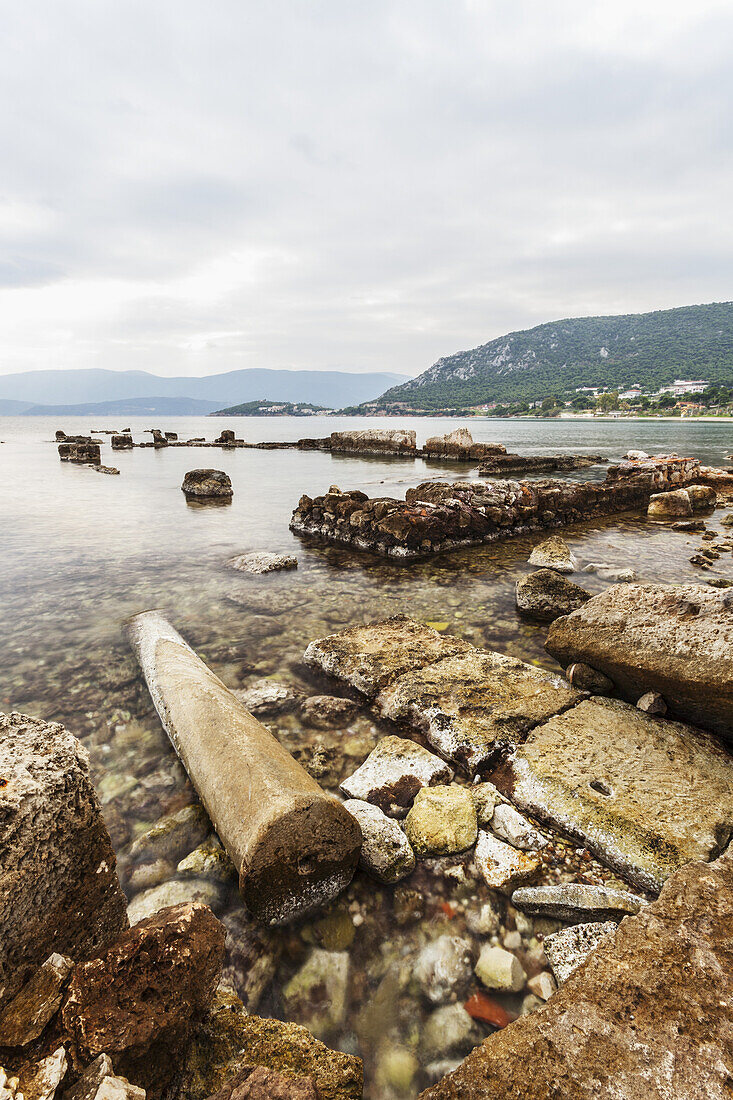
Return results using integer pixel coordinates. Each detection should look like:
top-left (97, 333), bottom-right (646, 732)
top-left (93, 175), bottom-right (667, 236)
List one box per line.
top-left (659, 379), bottom-right (709, 397)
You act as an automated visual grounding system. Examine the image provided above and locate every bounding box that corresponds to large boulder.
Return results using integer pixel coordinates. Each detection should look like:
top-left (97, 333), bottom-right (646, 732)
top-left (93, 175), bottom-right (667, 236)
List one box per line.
top-left (545, 583), bottom-right (733, 738)
top-left (647, 488), bottom-right (692, 518)
top-left (0, 713), bottom-right (128, 1010)
top-left (329, 429), bottom-right (416, 456)
top-left (418, 851), bottom-right (733, 1099)
top-left (515, 569), bottom-right (591, 622)
top-left (181, 470), bottom-right (233, 500)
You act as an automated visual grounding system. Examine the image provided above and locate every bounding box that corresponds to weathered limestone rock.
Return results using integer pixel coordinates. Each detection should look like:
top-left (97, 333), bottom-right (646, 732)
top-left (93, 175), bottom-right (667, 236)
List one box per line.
top-left (545, 583), bottom-right (733, 738)
top-left (215, 431), bottom-right (236, 445)
top-left (299, 695), bottom-right (359, 729)
top-left (475, 946), bottom-right (526, 993)
top-left (62, 1054), bottom-right (115, 1100)
top-left (281, 950), bottom-right (349, 1040)
top-left (180, 988), bottom-right (362, 1100)
top-left (686, 483), bottom-right (717, 510)
top-left (495, 696), bottom-right (733, 892)
top-left (413, 936), bottom-right (474, 1005)
top-left (111, 436), bottom-right (133, 450)
top-left (565, 662), bottom-right (614, 694)
top-left (647, 488), bottom-right (692, 517)
top-left (58, 441), bottom-right (101, 465)
top-left (403, 786), bottom-right (477, 857)
top-left (87, 1078), bottom-right (144, 1100)
top-left (204, 1064), bottom-right (317, 1100)
top-left (61, 903), bottom-right (225, 1095)
top-left (18, 1048), bottom-right (68, 1100)
top-left (340, 736), bottom-right (452, 817)
top-left (511, 883), bottom-right (645, 923)
top-left (543, 922), bottom-right (617, 984)
top-left (129, 804), bottom-right (210, 865)
top-left (304, 617), bottom-right (472, 699)
top-left (181, 470), bottom-right (233, 499)
top-left (0, 713), bottom-right (128, 1010)
top-left (515, 569), bottom-right (591, 622)
top-left (474, 831), bottom-right (541, 892)
top-left (128, 614), bottom-right (361, 925)
top-left (479, 453), bottom-right (602, 476)
top-left (423, 430), bottom-right (505, 460)
top-left (126, 879), bottom-right (227, 925)
top-left (527, 535), bottom-right (576, 573)
top-left (490, 804), bottom-right (547, 851)
top-left (419, 851), bottom-right (733, 1100)
top-left (342, 800), bottom-right (415, 883)
top-left (228, 552), bottom-right (297, 575)
top-left (329, 429), bottom-right (416, 456)
top-left (0, 954), bottom-right (73, 1046)
top-left (376, 649), bottom-right (582, 775)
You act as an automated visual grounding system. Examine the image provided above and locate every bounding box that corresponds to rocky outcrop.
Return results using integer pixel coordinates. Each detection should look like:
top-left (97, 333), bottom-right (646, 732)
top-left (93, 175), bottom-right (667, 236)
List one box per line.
top-left (329, 429), bottom-right (416, 456)
top-left (111, 436), bottom-right (133, 451)
top-left (515, 569), bottom-right (591, 621)
top-left (181, 470), bottom-right (233, 500)
top-left (0, 713), bottom-right (128, 1010)
top-left (61, 903), bottom-right (225, 1096)
top-left (418, 851), bottom-right (733, 1100)
top-left (545, 583), bottom-right (733, 738)
top-left (423, 429), bottom-right (505, 460)
top-left (58, 441), bottom-right (101, 465)
top-left (479, 453), bottom-right (603, 476)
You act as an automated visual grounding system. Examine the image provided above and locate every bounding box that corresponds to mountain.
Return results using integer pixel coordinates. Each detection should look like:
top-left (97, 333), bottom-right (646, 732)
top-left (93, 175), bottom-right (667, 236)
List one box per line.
top-left (0, 368), bottom-right (410, 413)
top-left (0, 398), bottom-right (34, 414)
top-left (22, 396), bottom-right (221, 417)
top-left (376, 302), bottom-right (733, 409)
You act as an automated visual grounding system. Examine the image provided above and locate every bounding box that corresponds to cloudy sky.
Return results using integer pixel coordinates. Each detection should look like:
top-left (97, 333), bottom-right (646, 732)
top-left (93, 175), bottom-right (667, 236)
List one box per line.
top-left (2, 0), bottom-right (732, 378)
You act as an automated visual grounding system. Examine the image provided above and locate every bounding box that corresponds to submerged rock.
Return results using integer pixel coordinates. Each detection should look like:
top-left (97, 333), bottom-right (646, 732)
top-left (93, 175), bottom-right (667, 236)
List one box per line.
top-left (403, 785), bottom-right (477, 857)
top-left (413, 936), bottom-right (474, 1005)
top-left (281, 950), bottom-right (349, 1040)
top-left (511, 883), bottom-right (645, 923)
top-left (176, 838), bottom-right (237, 884)
top-left (342, 799), bottom-right (415, 884)
top-left (228, 552), bottom-right (298, 574)
top-left (127, 879), bottom-right (227, 924)
top-left (233, 680), bottom-right (301, 717)
top-left (181, 470), bottom-right (233, 500)
top-left (475, 946), bottom-right (526, 993)
top-left (527, 535), bottom-right (577, 574)
top-left (545, 583), bottom-right (733, 738)
top-left (129, 804), bottom-right (210, 866)
top-left (420, 1004), bottom-right (482, 1062)
top-left (340, 735), bottom-right (452, 818)
top-left (543, 921), bottom-right (617, 984)
top-left (515, 569), bottom-right (590, 622)
top-left (203, 1064), bottom-right (317, 1100)
top-left (299, 695), bottom-right (360, 728)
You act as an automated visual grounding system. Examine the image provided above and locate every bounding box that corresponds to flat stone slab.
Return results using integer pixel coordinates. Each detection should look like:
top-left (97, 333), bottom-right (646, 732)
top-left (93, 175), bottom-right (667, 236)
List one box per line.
top-left (418, 851), bottom-right (733, 1100)
top-left (376, 649), bottom-right (582, 774)
top-left (494, 696), bottom-right (733, 892)
top-left (511, 883), bottom-right (645, 923)
top-left (304, 617), bottom-right (472, 698)
top-left (545, 582), bottom-right (733, 739)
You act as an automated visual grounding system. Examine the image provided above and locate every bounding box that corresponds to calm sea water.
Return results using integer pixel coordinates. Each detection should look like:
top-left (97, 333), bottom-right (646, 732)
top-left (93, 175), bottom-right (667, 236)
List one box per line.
top-left (2, 413), bottom-right (732, 1096)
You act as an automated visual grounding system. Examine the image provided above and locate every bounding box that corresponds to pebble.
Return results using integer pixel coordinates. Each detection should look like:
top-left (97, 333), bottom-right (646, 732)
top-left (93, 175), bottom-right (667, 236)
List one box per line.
top-left (528, 535), bottom-right (577, 574)
top-left (527, 971), bottom-right (557, 1001)
top-left (342, 799), bottom-right (415, 884)
top-left (636, 691), bottom-right (667, 716)
top-left (565, 663), bottom-right (615, 694)
top-left (128, 804), bottom-right (210, 865)
top-left (233, 679), bottom-right (301, 717)
top-left (282, 949), bottom-right (349, 1039)
top-left (512, 883), bottom-right (645, 923)
top-left (126, 877), bottom-right (227, 924)
top-left (419, 1004), bottom-right (482, 1061)
top-left (413, 935), bottom-right (474, 1005)
top-left (176, 836), bottom-right (237, 883)
top-left (470, 781), bottom-right (503, 826)
top-left (474, 830), bottom-right (541, 892)
top-left (490, 804), bottom-right (547, 851)
top-left (404, 785), bottom-right (478, 857)
top-left (465, 900), bottom-right (501, 936)
top-left (475, 945), bottom-right (526, 993)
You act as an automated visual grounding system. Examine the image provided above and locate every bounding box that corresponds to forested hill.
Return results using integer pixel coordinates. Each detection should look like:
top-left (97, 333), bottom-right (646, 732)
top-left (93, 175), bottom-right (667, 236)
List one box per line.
top-left (377, 302), bottom-right (733, 409)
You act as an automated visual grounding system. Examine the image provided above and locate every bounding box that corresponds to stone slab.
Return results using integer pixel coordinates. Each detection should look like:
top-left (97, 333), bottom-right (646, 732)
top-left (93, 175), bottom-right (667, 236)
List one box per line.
top-left (494, 697), bottom-right (733, 892)
top-left (418, 851), bottom-right (733, 1100)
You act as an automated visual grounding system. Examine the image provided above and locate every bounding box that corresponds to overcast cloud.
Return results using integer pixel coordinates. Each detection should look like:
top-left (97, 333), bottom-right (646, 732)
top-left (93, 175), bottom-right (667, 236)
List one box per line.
top-left (1, 0), bottom-right (732, 377)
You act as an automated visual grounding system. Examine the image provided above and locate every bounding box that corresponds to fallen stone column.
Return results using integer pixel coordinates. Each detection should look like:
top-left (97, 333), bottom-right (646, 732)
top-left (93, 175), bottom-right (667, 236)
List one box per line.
top-left (127, 612), bottom-right (362, 925)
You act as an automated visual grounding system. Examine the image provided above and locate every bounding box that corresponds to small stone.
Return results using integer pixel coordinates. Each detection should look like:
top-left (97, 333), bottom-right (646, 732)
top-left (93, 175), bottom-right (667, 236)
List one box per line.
top-left (614, 568), bottom-right (637, 583)
top-left (19, 1048), bottom-right (68, 1100)
top-left (474, 831), bottom-right (541, 892)
top-left (470, 782), bottom-right (502, 826)
top-left (565, 663), bottom-right (614, 694)
top-left (129, 804), bottom-right (210, 865)
top-left (340, 736), bottom-right (452, 818)
top-left (0, 954), bottom-right (74, 1046)
top-left (181, 470), bottom-right (233, 499)
top-left (127, 860), bottom-right (176, 894)
top-left (228, 552), bottom-right (297, 575)
top-left (88, 1080), bottom-right (144, 1100)
top-left (490, 804), bottom-right (547, 851)
top-left (511, 883), bottom-right (645, 923)
top-left (62, 1055), bottom-right (114, 1100)
top-left (515, 569), bottom-right (590, 621)
top-left (233, 681), bottom-right (301, 717)
top-left (475, 946), bottom-right (526, 993)
top-left (543, 921), bottom-right (618, 984)
top-left (636, 691), bottom-right (667, 716)
top-left (528, 535), bottom-right (577, 574)
top-left (300, 696), bottom-right (360, 729)
top-left (177, 838), bottom-right (237, 884)
top-left (403, 785), bottom-right (477, 857)
top-left (127, 879), bottom-right (227, 924)
top-left (281, 950), bottom-right (349, 1040)
top-left (672, 520), bottom-right (707, 531)
top-left (413, 936), bottom-right (474, 1005)
top-left (527, 971), bottom-right (556, 1001)
top-left (420, 1004), bottom-right (482, 1062)
top-left (342, 800), bottom-right (415, 884)
top-left (520, 993), bottom-right (544, 1016)
top-left (377, 1047), bottom-right (418, 1096)
top-left (465, 902), bottom-right (500, 936)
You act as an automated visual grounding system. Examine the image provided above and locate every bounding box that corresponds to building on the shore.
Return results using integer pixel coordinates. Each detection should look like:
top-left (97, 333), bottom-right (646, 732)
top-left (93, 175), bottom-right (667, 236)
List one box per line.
top-left (659, 379), bottom-right (709, 396)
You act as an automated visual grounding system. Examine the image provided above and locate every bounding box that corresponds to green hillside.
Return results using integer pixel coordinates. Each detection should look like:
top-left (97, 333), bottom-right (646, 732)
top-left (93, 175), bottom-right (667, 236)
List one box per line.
top-left (376, 302), bottom-right (733, 409)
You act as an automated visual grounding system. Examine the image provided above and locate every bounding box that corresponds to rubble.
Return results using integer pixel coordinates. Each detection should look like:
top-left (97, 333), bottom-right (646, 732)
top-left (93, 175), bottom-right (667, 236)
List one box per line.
top-left (339, 736), bottom-right (452, 817)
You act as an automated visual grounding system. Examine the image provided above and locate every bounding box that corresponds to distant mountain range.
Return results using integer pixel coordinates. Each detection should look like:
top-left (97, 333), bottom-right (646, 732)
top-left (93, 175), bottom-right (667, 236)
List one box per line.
top-left (376, 302), bottom-right (733, 409)
top-left (0, 368), bottom-right (410, 416)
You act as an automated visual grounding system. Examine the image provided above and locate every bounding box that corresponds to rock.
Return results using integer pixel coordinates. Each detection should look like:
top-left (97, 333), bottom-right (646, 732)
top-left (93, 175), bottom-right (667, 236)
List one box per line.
top-left (475, 946), bottom-right (526, 993)
top-left (181, 988), bottom-right (362, 1100)
top-left (543, 921), bottom-right (617, 984)
top-left (342, 800), bottom-right (415, 884)
top-left (281, 950), bottom-right (349, 1040)
top-left (62, 1054), bottom-right (115, 1100)
top-left (527, 972), bottom-right (556, 1001)
top-left (339, 735), bottom-right (452, 818)
top-left (420, 1005), bottom-right (482, 1062)
top-left (86, 1079), bottom-right (145, 1100)
top-left (545, 583), bottom-right (733, 739)
top-left (511, 883), bottom-right (645, 923)
top-left (464, 901), bottom-right (501, 936)
top-left (127, 879), bottom-right (227, 924)
top-left (413, 936), bottom-right (474, 1005)
top-left (527, 535), bottom-right (576, 574)
top-left (329, 428), bottom-right (416, 456)
top-left (227, 553), bottom-right (297, 575)
top-left (647, 488), bottom-right (692, 517)
top-left (304, 617), bottom-right (472, 699)
top-left (215, 431), bottom-right (236, 445)
top-left (474, 831), bottom-right (541, 892)
top-left (18, 1048), bottom-right (68, 1100)
top-left (418, 852), bottom-right (733, 1100)
top-left (0, 713), bottom-right (128, 1010)
top-left (403, 786), bottom-right (477, 857)
top-left (686, 483), bottom-right (717, 510)
top-left (565, 662), bottom-right (614, 694)
top-left (0, 1067), bottom-right (22, 1100)
top-left (177, 838), bottom-right (237, 884)
top-left (636, 690), bottom-right (667, 715)
top-left (624, 450), bottom-right (648, 460)
top-left (613, 568), bottom-right (637, 582)
top-left (111, 436), bottom-right (133, 450)
top-left (376, 647), bottom-right (582, 776)
top-left (62, 903), bottom-right (225, 1096)
top-left (496, 695), bottom-right (733, 892)
top-left (515, 569), bottom-right (591, 622)
top-left (299, 696), bottom-right (360, 729)
top-left (219, 911), bottom-right (279, 1014)
top-left (721, 512), bottom-right (733, 527)
top-left (233, 681), bottom-right (301, 718)
top-left (470, 782), bottom-right (503, 825)
top-left (181, 470), bottom-right (233, 499)
top-left (0, 954), bottom-right (74, 1046)
top-left (672, 519), bottom-right (707, 531)
top-left (490, 805), bottom-right (547, 851)
top-left (129, 805), bottom-right (210, 866)
top-left (126, 860), bottom-right (176, 894)
top-left (203, 1065), bottom-right (317, 1100)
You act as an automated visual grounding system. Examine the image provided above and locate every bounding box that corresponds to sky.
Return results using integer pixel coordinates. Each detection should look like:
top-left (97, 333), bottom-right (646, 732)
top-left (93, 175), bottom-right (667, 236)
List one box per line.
top-left (1, 0), bottom-right (732, 378)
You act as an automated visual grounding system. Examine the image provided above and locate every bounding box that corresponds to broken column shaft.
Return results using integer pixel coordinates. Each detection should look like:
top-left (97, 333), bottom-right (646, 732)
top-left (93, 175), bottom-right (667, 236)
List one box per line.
top-left (127, 611), bottom-right (361, 924)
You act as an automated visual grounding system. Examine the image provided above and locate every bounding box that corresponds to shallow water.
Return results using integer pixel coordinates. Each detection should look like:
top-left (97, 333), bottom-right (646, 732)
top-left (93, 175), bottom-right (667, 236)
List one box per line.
top-left (2, 414), bottom-right (733, 1097)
